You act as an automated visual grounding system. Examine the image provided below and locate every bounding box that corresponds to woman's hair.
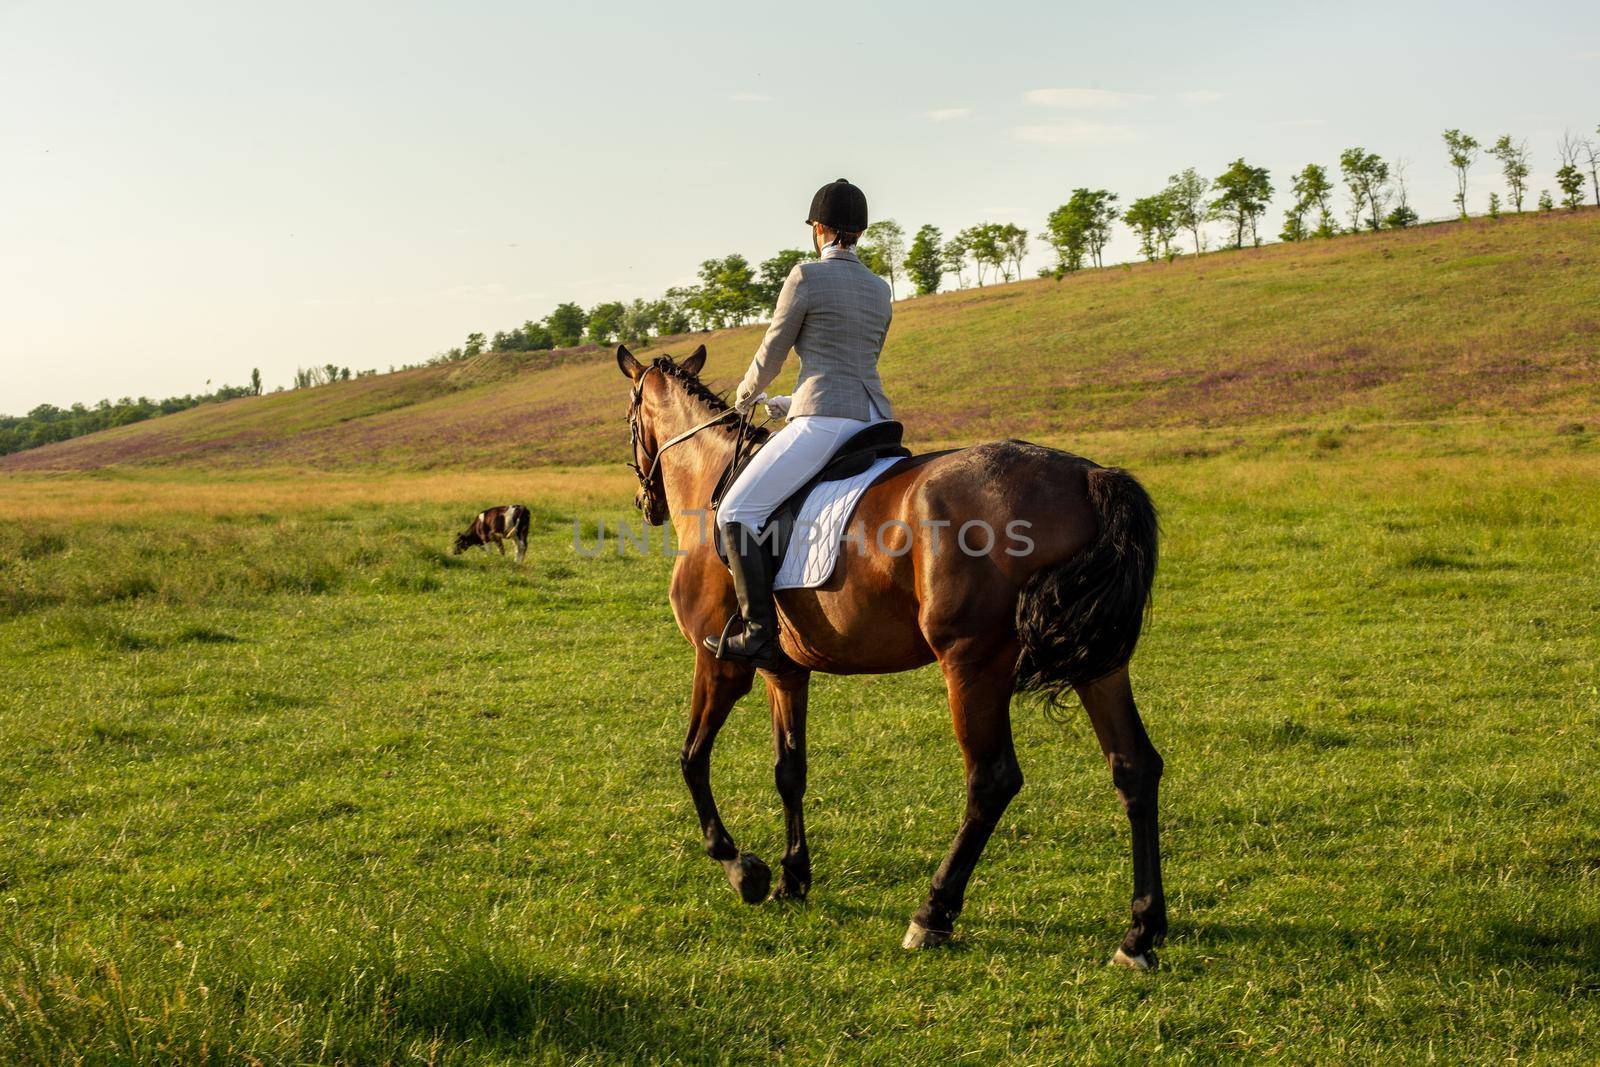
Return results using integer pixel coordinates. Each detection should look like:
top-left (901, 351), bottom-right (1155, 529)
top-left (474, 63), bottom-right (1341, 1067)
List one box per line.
top-left (821, 226), bottom-right (862, 248)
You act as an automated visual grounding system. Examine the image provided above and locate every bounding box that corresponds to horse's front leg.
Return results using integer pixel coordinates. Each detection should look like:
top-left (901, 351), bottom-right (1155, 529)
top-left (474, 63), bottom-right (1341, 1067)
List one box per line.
top-left (765, 666), bottom-right (812, 900)
top-left (681, 648), bottom-right (768, 903)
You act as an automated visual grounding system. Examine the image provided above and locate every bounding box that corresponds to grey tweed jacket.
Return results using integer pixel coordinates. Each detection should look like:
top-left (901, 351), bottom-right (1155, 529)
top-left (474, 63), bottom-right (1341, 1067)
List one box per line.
top-left (736, 245), bottom-right (894, 420)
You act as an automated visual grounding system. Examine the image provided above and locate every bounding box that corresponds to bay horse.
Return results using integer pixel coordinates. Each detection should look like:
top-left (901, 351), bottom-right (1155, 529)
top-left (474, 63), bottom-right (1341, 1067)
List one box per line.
top-left (617, 343), bottom-right (1166, 968)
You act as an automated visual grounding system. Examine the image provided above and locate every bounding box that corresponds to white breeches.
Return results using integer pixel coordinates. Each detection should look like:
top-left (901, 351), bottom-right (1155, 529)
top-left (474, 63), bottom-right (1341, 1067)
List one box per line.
top-left (718, 403), bottom-right (886, 530)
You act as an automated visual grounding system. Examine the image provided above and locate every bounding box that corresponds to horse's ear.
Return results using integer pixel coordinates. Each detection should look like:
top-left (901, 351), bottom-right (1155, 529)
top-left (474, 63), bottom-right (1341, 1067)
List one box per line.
top-left (616, 344), bottom-right (645, 380)
top-left (680, 344), bottom-right (707, 376)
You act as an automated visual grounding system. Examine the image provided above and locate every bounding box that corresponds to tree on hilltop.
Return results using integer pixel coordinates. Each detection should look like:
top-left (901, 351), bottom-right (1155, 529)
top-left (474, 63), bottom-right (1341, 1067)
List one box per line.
top-left (1489, 135), bottom-right (1531, 213)
top-left (861, 220), bottom-right (907, 298)
top-left (1041, 189), bottom-right (1116, 275)
top-left (1165, 167), bottom-right (1210, 254)
top-left (957, 223), bottom-right (1005, 286)
top-left (520, 319), bottom-right (555, 350)
top-left (940, 231), bottom-right (969, 288)
top-left (1081, 193), bottom-right (1118, 269)
top-left (905, 224), bottom-right (944, 296)
top-left (1582, 125), bottom-right (1599, 205)
top-left (1039, 201), bottom-right (1088, 276)
top-left (690, 255), bottom-right (760, 328)
top-left (1557, 131), bottom-right (1588, 210)
top-left (491, 320), bottom-right (555, 351)
top-left (1210, 159), bottom-right (1273, 248)
top-left (1282, 163), bottom-right (1336, 241)
top-left (1338, 148), bottom-right (1389, 232)
top-left (659, 288), bottom-right (696, 334)
top-left (1442, 129), bottom-right (1480, 219)
top-left (1555, 163), bottom-right (1585, 209)
top-left (999, 223), bottom-right (1030, 280)
top-left (546, 303), bottom-right (588, 347)
top-left (1383, 158), bottom-right (1417, 229)
top-left (618, 299), bottom-right (659, 343)
top-left (1124, 191), bottom-right (1179, 261)
top-left (586, 301), bottom-right (626, 345)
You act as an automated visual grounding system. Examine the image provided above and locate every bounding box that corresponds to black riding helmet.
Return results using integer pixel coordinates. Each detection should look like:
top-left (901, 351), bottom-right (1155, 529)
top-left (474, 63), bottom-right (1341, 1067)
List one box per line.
top-left (805, 178), bottom-right (869, 233)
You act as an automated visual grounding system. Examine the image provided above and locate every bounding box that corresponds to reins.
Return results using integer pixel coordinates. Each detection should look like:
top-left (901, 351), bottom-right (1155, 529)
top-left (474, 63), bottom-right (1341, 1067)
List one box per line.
top-left (710, 404), bottom-right (764, 512)
top-left (627, 365), bottom-right (768, 514)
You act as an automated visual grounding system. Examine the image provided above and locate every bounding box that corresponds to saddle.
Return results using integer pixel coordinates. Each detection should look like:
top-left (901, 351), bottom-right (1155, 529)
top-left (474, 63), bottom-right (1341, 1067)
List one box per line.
top-left (713, 420), bottom-right (912, 567)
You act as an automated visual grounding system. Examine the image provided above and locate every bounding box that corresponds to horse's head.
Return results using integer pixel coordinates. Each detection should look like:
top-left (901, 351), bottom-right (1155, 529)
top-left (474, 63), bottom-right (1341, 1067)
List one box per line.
top-left (451, 529), bottom-right (478, 555)
top-left (617, 342), bottom-right (707, 526)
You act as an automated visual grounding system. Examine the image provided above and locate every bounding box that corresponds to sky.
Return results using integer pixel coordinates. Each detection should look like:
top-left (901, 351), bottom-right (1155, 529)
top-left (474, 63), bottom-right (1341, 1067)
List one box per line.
top-left (1, 0), bottom-right (1596, 413)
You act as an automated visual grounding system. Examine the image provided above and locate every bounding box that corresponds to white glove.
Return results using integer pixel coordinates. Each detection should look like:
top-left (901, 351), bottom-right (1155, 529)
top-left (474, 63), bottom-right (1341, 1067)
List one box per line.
top-left (733, 389), bottom-right (764, 415)
top-left (763, 395), bottom-right (793, 419)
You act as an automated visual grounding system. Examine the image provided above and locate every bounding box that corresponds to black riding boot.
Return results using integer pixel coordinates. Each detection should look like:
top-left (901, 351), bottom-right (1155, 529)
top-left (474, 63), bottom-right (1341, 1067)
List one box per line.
top-left (704, 522), bottom-right (779, 667)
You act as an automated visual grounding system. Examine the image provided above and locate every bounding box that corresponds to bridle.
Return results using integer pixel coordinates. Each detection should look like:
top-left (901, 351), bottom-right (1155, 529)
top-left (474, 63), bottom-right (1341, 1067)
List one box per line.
top-left (625, 365), bottom-right (742, 520)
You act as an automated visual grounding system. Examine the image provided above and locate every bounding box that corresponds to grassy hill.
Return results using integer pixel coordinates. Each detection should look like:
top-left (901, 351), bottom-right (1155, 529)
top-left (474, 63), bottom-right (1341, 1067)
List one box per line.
top-left (4, 209), bottom-right (1597, 474)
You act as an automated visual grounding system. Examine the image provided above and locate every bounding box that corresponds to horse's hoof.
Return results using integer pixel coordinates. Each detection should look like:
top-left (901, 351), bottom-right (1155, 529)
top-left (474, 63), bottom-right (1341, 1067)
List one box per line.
top-left (773, 879), bottom-right (808, 903)
top-left (727, 854), bottom-right (771, 905)
top-left (901, 921), bottom-right (953, 950)
top-left (1110, 947), bottom-right (1158, 970)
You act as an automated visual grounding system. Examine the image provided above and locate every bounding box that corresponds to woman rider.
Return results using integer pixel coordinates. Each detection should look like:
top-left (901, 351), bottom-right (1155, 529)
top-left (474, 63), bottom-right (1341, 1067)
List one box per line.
top-left (706, 178), bottom-right (894, 668)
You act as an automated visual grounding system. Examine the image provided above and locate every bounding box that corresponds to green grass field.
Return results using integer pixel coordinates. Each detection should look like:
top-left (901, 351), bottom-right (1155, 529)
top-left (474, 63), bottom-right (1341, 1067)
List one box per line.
top-left (3, 210), bottom-right (1599, 1063)
top-left (3, 422), bottom-right (1598, 1063)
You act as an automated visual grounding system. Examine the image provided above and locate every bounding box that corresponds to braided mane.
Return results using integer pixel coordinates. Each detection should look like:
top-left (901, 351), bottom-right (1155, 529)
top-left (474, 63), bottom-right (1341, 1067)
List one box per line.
top-left (651, 356), bottom-right (770, 442)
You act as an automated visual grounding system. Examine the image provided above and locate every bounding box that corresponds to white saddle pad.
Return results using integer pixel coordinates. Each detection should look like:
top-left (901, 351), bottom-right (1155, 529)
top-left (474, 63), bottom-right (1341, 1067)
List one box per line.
top-left (774, 456), bottom-right (904, 590)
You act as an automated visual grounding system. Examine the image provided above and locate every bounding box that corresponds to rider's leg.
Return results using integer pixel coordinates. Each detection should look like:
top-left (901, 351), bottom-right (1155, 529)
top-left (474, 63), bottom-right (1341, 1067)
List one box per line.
top-left (708, 415), bottom-right (869, 664)
top-left (710, 518), bottom-right (782, 665)
top-left (718, 415), bottom-right (872, 529)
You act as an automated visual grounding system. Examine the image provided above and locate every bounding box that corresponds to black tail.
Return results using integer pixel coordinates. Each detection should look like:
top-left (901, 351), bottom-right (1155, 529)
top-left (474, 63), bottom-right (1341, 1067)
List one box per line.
top-left (513, 504), bottom-right (532, 540)
top-left (1014, 466), bottom-right (1159, 705)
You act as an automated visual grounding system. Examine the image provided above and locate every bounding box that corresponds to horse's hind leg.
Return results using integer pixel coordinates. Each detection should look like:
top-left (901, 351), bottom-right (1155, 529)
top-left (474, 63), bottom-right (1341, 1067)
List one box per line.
top-left (1076, 666), bottom-right (1166, 969)
top-left (682, 649), bottom-right (769, 903)
top-left (765, 667), bottom-right (811, 900)
top-left (904, 644), bottom-right (1023, 948)
top-left (515, 535), bottom-right (527, 563)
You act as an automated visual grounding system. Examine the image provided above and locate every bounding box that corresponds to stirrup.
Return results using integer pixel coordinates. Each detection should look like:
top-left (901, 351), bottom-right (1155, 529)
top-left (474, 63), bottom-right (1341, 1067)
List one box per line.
top-left (706, 613), bottom-right (742, 659)
top-left (703, 613), bottom-right (779, 668)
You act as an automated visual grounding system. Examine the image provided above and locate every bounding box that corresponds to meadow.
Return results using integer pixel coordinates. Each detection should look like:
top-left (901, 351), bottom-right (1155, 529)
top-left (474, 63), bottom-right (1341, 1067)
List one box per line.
top-left (3, 414), bottom-right (1598, 1063)
top-left (3, 208), bottom-right (1599, 1063)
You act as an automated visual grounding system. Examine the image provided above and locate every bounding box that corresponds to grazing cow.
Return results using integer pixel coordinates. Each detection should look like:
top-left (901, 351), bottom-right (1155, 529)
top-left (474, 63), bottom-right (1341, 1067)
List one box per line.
top-left (453, 504), bottom-right (531, 563)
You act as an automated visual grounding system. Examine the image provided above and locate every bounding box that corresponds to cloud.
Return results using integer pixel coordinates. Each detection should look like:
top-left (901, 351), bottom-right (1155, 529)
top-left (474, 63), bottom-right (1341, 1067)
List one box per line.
top-left (729, 91), bottom-right (772, 102)
top-left (1179, 89), bottom-right (1224, 104)
top-left (1023, 87), bottom-right (1151, 110)
top-left (1578, 50), bottom-right (1600, 59)
top-left (1012, 120), bottom-right (1141, 146)
top-left (1271, 118), bottom-right (1326, 128)
top-left (924, 106), bottom-right (973, 121)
